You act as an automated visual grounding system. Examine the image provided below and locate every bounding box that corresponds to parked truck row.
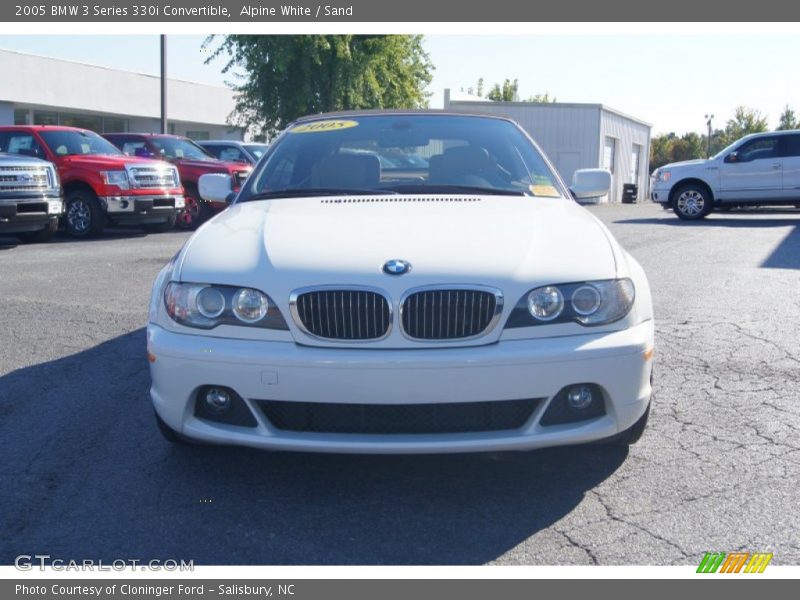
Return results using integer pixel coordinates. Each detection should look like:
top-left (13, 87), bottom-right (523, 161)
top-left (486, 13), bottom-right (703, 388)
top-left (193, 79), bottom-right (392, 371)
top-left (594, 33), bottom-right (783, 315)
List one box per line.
top-left (0, 125), bottom-right (260, 241)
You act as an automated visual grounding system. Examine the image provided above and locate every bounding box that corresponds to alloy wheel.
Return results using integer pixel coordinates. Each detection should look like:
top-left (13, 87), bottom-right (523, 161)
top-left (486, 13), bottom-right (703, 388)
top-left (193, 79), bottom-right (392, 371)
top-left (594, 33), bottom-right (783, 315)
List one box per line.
top-left (676, 190), bottom-right (705, 217)
top-left (67, 198), bottom-right (91, 233)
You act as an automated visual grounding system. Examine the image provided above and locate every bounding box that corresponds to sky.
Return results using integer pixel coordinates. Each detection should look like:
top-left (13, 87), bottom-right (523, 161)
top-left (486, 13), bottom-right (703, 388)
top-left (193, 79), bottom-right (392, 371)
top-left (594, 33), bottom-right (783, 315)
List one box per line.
top-left (0, 33), bottom-right (797, 135)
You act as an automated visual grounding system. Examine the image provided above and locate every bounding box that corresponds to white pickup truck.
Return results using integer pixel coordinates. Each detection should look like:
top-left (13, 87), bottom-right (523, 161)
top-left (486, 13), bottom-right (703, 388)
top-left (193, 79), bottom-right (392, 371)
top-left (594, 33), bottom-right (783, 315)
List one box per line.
top-left (0, 152), bottom-right (63, 242)
top-left (650, 129), bottom-right (800, 219)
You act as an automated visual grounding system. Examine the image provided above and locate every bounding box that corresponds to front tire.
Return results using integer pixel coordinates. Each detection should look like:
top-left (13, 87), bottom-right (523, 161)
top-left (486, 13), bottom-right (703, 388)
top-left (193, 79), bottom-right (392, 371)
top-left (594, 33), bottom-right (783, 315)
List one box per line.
top-left (17, 218), bottom-right (58, 243)
top-left (672, 184), bottom-right (713, 220)
top-left (65, 190), bottom-right (105, 238)
top-left (175, 187), bottom-right (213, 230)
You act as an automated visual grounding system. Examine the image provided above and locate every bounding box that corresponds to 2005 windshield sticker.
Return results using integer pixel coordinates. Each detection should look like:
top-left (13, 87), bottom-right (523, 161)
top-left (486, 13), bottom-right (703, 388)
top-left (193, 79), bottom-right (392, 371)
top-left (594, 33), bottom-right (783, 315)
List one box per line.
top-left (290, 120), bottom-right (360, 133)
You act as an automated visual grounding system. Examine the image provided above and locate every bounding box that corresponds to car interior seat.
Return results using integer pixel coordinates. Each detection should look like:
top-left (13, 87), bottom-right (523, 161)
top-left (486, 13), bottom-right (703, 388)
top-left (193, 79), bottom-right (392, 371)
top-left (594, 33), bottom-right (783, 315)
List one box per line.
top-left (311, 153), bottom-right (381, 189)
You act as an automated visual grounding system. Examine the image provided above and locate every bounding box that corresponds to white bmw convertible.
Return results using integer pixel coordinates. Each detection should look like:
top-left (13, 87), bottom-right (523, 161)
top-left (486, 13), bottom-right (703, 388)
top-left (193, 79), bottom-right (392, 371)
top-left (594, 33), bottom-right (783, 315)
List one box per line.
top-left (147, 111), bottom-right (654, 453)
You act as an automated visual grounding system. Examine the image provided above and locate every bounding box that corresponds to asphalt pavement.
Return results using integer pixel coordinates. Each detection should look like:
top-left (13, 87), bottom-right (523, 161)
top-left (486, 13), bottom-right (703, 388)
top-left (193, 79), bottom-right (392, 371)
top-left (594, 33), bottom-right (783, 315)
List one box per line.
top-left (1, 202), bottom-right (799, 565)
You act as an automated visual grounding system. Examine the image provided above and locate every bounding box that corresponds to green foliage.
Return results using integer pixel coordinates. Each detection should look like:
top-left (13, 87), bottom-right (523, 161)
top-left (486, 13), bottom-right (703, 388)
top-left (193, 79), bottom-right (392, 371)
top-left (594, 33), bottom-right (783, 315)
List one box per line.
top-left (526, 92), bottom-right (556, 103)
top-left (465, 78), bottom-right (554, 103)
top-left (487, 78), bottom-right (519, 102)
top-left (206, 35), bottom-right (434, 139)
top-left (723, 106), bottom-right (768, 141)
top-left (777, 105), bottom-right (799, 130)
top-left (650, 105), bottom-right (781, 170)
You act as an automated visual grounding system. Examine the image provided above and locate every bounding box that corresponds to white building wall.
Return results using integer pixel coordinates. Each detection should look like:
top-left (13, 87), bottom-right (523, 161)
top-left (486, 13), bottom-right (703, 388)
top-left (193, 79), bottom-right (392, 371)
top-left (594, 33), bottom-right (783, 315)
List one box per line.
top-left (600, 108), bottom-right (652, 203)
top-left (0, 49), bottom-right (242, 140)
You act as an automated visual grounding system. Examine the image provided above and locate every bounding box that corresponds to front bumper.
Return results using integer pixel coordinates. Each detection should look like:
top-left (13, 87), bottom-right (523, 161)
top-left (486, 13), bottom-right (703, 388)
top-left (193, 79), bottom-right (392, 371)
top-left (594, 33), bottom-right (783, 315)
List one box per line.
top-left (650, 184), bottom-right (672, 204)
top-left (148, 319), bottom-right (654, 453)
top-left (100, 195), bottom-right (184, 224)
top-left (0, 194), bottom-right (63, 233)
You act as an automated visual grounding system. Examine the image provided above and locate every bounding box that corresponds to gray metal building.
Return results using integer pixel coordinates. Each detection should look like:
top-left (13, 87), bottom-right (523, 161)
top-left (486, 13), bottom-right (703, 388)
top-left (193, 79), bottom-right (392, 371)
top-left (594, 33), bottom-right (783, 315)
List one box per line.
top-left (444, 90), bottom-right (652, 203)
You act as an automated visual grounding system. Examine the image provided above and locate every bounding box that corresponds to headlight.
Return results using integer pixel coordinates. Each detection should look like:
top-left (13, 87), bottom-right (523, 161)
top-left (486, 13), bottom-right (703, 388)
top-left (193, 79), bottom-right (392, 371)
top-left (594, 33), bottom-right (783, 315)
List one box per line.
top-left (101, 170), bottom-right (130, 190)
top-left (232, 288), bottom-right (269, 323)
top-left (509, 279), bottom-right (635, 328)
top-left (656, 170), bottom-right (671, 183)
top-left (163, 282), bottom-right (287, 330)
top-left (171, 168), bottom-right (181, 187)
top-left (527, 286), bottom-right (564, 321)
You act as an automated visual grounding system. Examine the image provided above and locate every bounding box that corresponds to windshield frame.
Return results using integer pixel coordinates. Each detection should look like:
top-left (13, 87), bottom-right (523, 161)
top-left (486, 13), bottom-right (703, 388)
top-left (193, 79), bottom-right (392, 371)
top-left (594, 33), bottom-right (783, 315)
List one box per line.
top-left (235, 113), bottom-right (571, 204)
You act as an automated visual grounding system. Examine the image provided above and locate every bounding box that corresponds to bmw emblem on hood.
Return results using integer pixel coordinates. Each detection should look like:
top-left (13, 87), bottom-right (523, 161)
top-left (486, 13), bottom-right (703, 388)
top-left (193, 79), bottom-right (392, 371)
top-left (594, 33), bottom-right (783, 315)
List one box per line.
top-left (383, 259), bottom-right (411, 275)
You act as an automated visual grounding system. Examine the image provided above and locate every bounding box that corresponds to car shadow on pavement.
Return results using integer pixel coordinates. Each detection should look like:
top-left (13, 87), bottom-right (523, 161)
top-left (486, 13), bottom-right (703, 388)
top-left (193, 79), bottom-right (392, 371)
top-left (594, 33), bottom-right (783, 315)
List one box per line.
top-left (0, 328), bottom-right (628, 566)
top-left (615, 214), bottom-right (800, 270)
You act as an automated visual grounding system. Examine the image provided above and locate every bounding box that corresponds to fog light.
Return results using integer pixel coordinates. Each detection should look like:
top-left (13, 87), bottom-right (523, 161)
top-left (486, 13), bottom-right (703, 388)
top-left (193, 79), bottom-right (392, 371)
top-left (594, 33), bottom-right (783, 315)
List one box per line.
top-left (120, 200), bottom-right (129, 209)
top-left (567, 385), bottom-right (594, 410)
top-left (204, 387), bottom-right (231, 413)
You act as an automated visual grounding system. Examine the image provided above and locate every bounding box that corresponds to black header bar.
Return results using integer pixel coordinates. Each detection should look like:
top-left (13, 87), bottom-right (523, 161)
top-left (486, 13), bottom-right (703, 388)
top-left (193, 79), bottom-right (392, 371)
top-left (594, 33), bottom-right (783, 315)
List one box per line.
top-left (2, 1), bottom-right (797, 22)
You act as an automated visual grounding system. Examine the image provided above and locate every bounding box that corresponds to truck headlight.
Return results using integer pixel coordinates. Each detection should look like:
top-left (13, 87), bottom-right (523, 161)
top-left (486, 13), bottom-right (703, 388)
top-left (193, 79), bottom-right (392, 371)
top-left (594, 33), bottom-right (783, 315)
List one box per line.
top-left (163, 282), bottom-right (287, 330)
top-left (101, 170), bottom-right (130, 190)
top-left (655, 170), bottom-right (671, 183)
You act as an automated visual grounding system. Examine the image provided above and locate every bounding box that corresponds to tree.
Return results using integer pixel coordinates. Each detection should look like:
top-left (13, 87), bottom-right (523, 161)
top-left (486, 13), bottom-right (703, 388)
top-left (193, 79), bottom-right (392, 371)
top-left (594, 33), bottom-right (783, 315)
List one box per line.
top-left (206, 35), bottom-right (434, 138)
top-left (526, 92), bottom-right (556, 103)
top-left (487, 78), bottom-right (518, 101)
top-left (776, 105), bottom-right (799, 130)
top-left (722, 106), bottom-right (768, 144)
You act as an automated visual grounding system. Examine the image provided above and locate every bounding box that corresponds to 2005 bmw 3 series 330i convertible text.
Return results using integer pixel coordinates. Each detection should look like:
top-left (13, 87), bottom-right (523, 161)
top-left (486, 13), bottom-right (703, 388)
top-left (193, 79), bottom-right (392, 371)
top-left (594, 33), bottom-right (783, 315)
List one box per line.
top-left (146, 111), bottom-right (654, 454)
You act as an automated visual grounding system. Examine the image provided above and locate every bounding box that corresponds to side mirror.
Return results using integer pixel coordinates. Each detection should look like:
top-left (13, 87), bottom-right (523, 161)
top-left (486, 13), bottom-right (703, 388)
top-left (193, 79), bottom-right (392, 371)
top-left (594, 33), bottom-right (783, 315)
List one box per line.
top-left (724, 151), bottom-right (739, 163)
top-left (198, 173), bottom-right (235, 204)
top-left (570, 168), bottom-right (612, 203)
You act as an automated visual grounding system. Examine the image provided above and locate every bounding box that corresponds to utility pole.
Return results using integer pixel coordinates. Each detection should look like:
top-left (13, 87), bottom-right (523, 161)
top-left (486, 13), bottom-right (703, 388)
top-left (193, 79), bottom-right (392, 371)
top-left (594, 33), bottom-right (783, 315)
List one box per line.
top-left (160, 35), bottom-right (167, 134)
top-left (704, 114), bottom-right (714, 158)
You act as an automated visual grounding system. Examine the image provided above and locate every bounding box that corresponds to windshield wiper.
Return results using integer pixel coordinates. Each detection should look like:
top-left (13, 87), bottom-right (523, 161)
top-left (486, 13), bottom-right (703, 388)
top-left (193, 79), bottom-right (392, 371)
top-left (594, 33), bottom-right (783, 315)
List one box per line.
top-left (244, 188), bottom-right (399, 201)
top-left (382, 184), bottom-right (528, 196)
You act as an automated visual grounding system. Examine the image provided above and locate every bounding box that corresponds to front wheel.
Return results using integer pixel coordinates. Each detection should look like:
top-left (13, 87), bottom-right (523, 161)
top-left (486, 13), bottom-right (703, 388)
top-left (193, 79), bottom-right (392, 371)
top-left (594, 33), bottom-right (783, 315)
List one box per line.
top-left (672, 185), bottom-right (713, 220)
top-left (65, 190), bottom-right (105, 238)
top-left (17, 218), bottom-right (58, 243)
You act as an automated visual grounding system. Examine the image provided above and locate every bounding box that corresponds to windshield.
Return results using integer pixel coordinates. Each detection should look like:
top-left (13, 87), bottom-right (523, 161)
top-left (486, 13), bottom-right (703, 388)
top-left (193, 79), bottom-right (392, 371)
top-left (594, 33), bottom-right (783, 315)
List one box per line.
top-left (151, 137), bottom-right (214, 161)
top-left (243, 114), bottom-right (565, 200)
top-left (39, 130), bottom-right (123, 157)
top-left (244, 144), bottom-right (268, 159)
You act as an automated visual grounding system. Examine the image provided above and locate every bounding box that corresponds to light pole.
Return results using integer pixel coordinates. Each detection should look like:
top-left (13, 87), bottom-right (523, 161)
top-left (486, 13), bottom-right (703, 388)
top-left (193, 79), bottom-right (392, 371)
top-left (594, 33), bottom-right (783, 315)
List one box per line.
top-left (704, 114), bottom-right (714, 158)
top-left (160, 35), bottom-right (167, 134)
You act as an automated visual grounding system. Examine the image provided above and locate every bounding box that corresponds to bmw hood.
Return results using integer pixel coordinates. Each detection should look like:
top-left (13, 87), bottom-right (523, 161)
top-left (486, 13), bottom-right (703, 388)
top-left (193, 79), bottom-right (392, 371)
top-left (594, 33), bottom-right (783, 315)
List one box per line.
top-left (177, 195), bottom-right (619, 299)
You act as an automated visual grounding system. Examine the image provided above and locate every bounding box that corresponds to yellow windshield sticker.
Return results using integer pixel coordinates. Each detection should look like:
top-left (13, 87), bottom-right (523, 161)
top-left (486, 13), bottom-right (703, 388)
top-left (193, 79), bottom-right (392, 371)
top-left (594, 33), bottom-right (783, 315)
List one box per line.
top-left (530, 184), bottom-right (560, 197)
top-left (290, 120), bottom-right (359, 134)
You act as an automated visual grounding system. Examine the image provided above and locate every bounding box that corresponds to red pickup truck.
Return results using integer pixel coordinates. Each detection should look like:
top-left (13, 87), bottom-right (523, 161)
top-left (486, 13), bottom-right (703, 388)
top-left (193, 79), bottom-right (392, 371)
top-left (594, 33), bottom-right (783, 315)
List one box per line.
top-left (0, 126), bottom-right (184, 238)
top-left (103, 133), bottom-right (251, 229)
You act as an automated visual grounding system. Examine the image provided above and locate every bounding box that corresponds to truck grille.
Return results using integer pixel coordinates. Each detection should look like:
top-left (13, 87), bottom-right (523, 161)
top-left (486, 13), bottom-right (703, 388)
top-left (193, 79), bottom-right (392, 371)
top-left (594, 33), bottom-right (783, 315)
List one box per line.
top-left (127, 167), bottom-right (177, 189)
top-left (292, 288), bottom-right (391, 340)
top-left (0, 166), bottom-right (51, 192)
top-left (401, 288), bottom-right (501, 340)
top-left (258, 398), bottom-right (540, 435)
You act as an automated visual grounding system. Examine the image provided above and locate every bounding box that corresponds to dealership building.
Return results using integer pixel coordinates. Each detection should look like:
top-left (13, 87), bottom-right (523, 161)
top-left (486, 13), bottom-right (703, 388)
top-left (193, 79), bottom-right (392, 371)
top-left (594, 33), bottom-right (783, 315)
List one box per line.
top-left (444, 90), bottom-right (652, 203)
top-left (0, 49), bottom-right (243, 140)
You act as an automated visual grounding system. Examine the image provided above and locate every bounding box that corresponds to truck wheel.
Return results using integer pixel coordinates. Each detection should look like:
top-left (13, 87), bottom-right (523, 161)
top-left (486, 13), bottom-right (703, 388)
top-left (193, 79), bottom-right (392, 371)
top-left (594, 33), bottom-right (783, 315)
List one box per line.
top-left (141, 212), bottom-right (177, 234)
top-left (672, 184), bottom-right (713, 220)
top-left (17, 218), bottom-right (58, 243)
top-left (176, 190), bottom-right (211, 230)
top-left (65, 190), bottom-right (105, 238)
